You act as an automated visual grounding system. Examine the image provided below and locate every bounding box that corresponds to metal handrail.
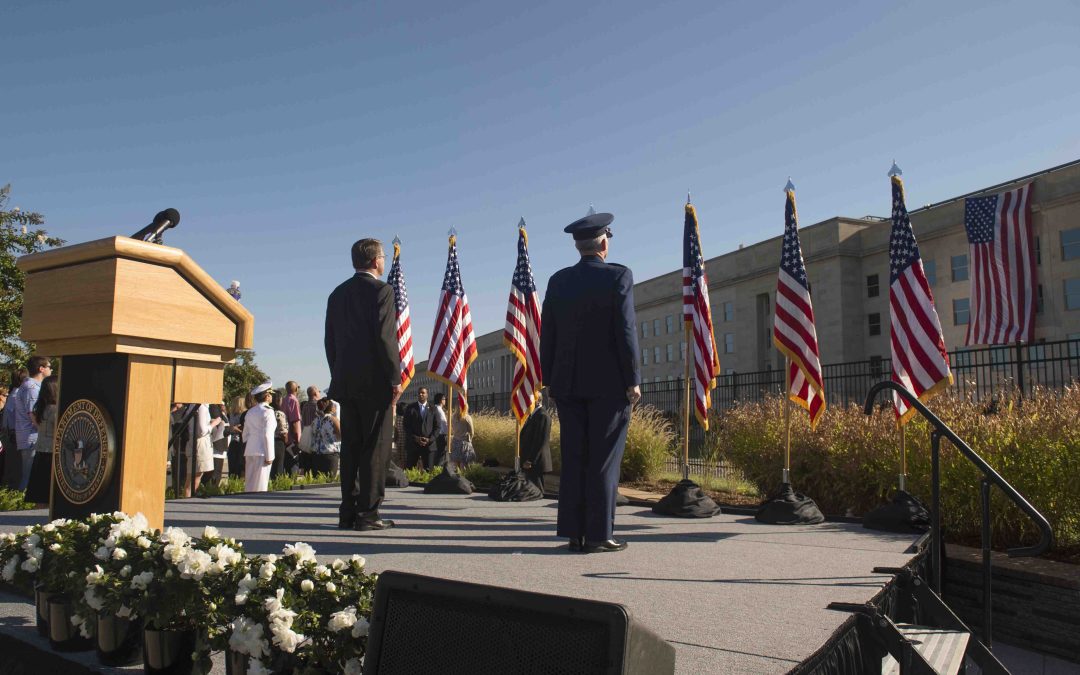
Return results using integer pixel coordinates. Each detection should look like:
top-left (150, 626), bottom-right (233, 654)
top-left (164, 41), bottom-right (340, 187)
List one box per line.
top-left (864, 381), bottom-right (1054, 648)
top-left (864, 381), bottom-right (1053, 556)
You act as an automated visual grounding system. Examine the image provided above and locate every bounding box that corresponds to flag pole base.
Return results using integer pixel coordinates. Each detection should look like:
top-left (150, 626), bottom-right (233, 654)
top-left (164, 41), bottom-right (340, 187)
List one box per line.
top-left (781, 468), bottom-right (790, 484)
top-left (423, 466), bottom-right (474, 495)
top-left (898, 473), bottom-right (907, 492)
top-left (863, 489), bottom-right (930, 534)
top-left (652, 479), bottom-right (720, 518)
top-left (755, 483), bottom-right (824, 525)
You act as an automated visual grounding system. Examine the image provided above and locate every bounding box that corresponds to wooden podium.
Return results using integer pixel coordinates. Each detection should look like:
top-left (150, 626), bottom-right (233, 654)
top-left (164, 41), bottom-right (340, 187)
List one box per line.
top-left (17, 236), bottom-right (254, 529)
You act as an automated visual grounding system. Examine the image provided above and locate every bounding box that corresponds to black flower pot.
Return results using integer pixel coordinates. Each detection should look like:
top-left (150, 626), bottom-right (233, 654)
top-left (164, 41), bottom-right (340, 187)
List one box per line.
top-left (47, 594), bottom-right (94, 652)
top-left (143, 626), bottom-right (196, 675)
top-left (96, 611), bottom-right (143, 666)
top-left (34, 584), bottom-right (58, 638)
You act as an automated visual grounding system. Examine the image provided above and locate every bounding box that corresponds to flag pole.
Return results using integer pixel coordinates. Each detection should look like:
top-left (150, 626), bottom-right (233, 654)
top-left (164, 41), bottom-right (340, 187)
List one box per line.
top-left (515, 418), bottom-right (521, 474)
top-left (898, 424), bottom-right (907, 492)
top-left (683, 328), bottom-right (692, 481)
top-left (447, 384), bottom-right (454, 474)
top-left (783, 358), bottom-right (791, 485)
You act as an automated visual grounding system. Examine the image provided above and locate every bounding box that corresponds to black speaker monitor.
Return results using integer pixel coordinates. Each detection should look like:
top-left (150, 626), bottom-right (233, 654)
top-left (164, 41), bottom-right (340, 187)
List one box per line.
top-left (363, 571), bottom-right (675, 675)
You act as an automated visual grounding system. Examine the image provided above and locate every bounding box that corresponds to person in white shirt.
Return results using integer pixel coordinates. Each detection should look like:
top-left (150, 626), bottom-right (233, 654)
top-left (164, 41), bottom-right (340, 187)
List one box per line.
top-left (180, 403), bottom-right (215, 497)
top-left (242, 382), bottom-right (277, 492)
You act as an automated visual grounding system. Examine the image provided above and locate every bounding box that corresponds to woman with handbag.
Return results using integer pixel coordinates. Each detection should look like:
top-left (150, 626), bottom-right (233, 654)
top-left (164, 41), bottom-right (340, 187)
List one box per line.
top-left (310, 397), bottom-right (341, 476)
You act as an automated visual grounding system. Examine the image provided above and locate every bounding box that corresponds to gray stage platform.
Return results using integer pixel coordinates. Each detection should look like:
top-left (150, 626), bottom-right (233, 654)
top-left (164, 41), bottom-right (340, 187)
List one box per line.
top-left (0, 486), bottom-right (920, 674)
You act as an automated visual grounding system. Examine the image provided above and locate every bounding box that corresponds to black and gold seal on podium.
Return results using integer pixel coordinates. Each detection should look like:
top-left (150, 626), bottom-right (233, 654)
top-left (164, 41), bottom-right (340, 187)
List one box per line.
top-left (53, 399), bottom-right (116, 505)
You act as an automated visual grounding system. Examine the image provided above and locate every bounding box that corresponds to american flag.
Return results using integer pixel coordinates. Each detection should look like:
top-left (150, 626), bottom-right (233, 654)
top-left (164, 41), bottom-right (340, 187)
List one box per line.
top-left (387, 239), bottom-right (415, 390)
top-left (428, 233), bottom-right (477, 412)
top-left (889, 171), bottom-right (952, 424)
top-left (773, 186), bottom-right (825, 429)
top-left (964, 183), bottom-right (1036, 345)
top-left (504, 220), bottom-right (542, 423)
top-left (682, 203), bottom-right (720, 430)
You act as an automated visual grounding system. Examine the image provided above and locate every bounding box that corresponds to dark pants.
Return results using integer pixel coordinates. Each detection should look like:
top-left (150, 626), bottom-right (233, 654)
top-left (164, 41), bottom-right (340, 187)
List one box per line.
top-left (339, 396), bottom-right (392, 524)
top-left (524, 466), bottom-right (545, 494)
top-left (227, 439), bottom-right (245, 479)
top-left (554, 396), bottom-right (630, 543)
top-left (428, 435), bottom-right (447, 469)
top-left (405, 441), bottom-right (427, 470)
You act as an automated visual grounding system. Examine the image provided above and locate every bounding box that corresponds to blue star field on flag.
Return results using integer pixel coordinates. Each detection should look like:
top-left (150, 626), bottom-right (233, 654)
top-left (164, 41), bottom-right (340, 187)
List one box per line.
top-left (889, 180), bottom-right (923, 284)
top-left (781, 196), bottom-right (809, 290)
top-left (964, 195), bottom-right (998, 244)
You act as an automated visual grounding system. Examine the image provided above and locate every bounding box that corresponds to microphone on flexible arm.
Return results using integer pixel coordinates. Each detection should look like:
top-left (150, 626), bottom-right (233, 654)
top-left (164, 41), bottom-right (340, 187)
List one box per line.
top-left (131, 208), bottom-right (181, 244)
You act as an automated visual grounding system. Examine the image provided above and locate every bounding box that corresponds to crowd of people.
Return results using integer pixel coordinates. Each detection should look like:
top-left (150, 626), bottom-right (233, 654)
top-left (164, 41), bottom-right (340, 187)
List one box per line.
top-left (0, 356), bottom-right (56, 506)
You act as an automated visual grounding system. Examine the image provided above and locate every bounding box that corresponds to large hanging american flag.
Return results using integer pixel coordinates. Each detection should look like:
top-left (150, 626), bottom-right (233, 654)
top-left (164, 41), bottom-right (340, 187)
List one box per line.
top-left (428, 232), bottom-right (477, 412)
top-left (387, 239), bottom-right (415, 390)
top-left (682, 203), bottom-right (720, 430)
top-left (773, 184), bottom-right (825, 429)
top-left (504, 220), bottom-right (542, 423)
top-left (888, 167), bottom-right (952, 425)
top-left (964, 183), bottom-right (1036, 346)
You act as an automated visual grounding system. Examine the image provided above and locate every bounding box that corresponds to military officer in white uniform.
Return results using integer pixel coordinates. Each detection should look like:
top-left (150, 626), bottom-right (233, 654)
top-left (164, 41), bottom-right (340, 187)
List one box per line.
top-left (242, 382), bottom-right (277, 492)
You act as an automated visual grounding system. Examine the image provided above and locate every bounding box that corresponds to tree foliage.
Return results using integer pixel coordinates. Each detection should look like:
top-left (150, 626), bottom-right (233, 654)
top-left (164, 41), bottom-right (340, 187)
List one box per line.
top-left (223, 349), bottom-right (269, 404)
top-left (0, 184), bottom-right (64, 366)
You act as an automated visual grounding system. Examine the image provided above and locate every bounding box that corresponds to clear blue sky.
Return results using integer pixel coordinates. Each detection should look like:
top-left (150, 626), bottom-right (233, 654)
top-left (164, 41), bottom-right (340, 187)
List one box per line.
top-left (5, 0), bottom-right (1079, 389)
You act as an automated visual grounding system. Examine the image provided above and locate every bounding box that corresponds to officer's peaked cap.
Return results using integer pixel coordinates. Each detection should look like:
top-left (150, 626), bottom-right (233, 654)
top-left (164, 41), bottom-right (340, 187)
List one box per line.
top-left (563, 213), bottom-right (615, 240)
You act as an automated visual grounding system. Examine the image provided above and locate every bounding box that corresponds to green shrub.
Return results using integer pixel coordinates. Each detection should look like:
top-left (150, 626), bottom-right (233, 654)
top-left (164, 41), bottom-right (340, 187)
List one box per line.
top-left (197, 476), bottom-right (246, 497)
top-left (621, 405), bottom-right (676, 481)
top-left (719, 387), bottom-right (1080, 551)
top-left (461, 464), bottom-right (500, 488)
top-left (470, 412), bottom-right (562, 470)
top-left (0, 487), bottom-right (35, 511)
top-left (404, 465), bottom-right (442, 483)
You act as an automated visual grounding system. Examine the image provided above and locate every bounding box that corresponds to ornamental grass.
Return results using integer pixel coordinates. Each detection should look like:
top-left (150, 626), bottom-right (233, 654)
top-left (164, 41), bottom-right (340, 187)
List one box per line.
top-left (716, 386), bottom-right (1080, 553)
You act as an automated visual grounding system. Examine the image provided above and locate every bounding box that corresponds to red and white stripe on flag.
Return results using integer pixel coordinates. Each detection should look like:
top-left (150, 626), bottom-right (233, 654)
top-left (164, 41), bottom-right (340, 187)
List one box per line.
top-left (889, 175), bottom-right (952, 424)
top-left (773, 188), bottom-right (826, 428)
top-left (428, 235), bottom-right (477, 412)
top-left (388, 241), bottom-right (415, 390)
top-left (504, 225), bottom-right (543, 423)
top-left (682, 204), bottom-right (720, 429)
top-left (964, 183), bottom-right (1036, 345)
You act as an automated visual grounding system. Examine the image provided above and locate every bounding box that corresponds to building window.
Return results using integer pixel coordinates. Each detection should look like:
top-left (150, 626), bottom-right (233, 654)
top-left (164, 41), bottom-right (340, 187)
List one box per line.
top-left (680, 342), bottom-right (687, 361)
top-left (869, 355), bottom-right (883, 377)
top-left (723, 301), bottom-right (734, 322)
top-left (868, 313), bottom-right (881, 336)
top-left (641, 321), bottom-right (649, 338)
top-left (1037, 284), bottom-right (1044, 314)
top-left (951, 254), bottom-right (968, 282)
top-left (1062, 229), bottom-right (1080, 261)
top-left (653, 319), bottom-right (661, 337)
top-left (641, 348), bottom-right (648, 366)
top-left (724, 368), bottom-right (735, 376)
top-left (1066, 278), bottom-right (1080, 311)
top-left (867, 274), bottom-right (879, 298)
top-left (724, 333), bottom-right (735, 353)
top-left (653, 346), bottom-right (661, 364)
top-left (665, 315), bottom-right (674, 334)
top-left (666, 344), bottom-right (674, 362)
top-left (953, 298), bottom-right (970, 325)
top-left (923, 259), bottom-right (936, 286)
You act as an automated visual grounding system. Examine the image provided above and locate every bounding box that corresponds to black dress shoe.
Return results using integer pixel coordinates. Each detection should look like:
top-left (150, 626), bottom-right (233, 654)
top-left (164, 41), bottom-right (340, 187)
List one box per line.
top-left (567, 537), bottom-right (585, 552)
top-left (583, 539), bottom-right (628, 553)
top-left (354, 519), bottom-right (396, 531)
top-left (337, 517), bottom-right (356, 529)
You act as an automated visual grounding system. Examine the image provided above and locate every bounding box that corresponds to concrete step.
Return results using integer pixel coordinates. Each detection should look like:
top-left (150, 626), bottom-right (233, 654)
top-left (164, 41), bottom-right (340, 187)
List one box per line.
top-left (882, 624), bottom-right (971, 675)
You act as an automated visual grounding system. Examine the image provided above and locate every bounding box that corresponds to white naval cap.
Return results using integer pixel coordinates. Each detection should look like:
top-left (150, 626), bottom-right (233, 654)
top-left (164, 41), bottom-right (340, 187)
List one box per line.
top-left (250, 381), bottom-right (273, 396)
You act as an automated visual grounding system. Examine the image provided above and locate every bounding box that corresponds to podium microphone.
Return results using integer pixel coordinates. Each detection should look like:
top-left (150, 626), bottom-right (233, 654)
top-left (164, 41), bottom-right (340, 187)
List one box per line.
top-left (131, 208), bottom-right (180, 244)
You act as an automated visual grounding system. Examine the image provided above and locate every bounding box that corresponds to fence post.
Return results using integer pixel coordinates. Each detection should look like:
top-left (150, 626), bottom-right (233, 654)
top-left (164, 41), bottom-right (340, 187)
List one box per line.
top-left (1015, 340), bottom-right (1025, 399)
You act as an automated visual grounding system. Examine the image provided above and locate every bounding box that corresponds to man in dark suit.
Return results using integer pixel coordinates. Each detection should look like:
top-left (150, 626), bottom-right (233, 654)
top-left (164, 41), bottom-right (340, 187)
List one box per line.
top-left (540, 212), bottom-right (641, 554)
top-left (401, 387), bottom-right (433, 469)
top-left (519, 392), bottom-right (553, 493)
top-left (325, 238), bottom-right (402, 531)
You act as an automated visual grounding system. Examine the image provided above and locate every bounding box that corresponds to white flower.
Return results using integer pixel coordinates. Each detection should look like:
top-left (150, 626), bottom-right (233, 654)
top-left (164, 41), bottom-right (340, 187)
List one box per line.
top-left (130, 571), bottom-right (154, 590)
top-left (2, 556), bottom-right (19, 582)
top-left (314, 564), bottom-right (330, 579)
top-left (344, 658), bottom-right (364, 675)
top-left (202, 525), bottom-right (221, 539)
top-left (48, 543), bottom-right (61, 552)
top-left (117, 605), bottom-right (133, 618)
top-left (24, 534), bottom-right (41, 549)
top-left (209, 544), bottom-right (242, 568)
top-left (325, 581), bottom-right (336, 594)
top-left (248, 658), bottom-right (271, 675)
top-left (84, 587), bottom-right (105, 611)
top-left (327, 607), bottom-right (357, 633)
top-left (269, 621), bottom-right (305, 653)
top-left (160, 527), bottom-right (190, 547)
top-left (351, 616), bottom-right (370, 639)
top-left (177, 549), bottom-right (213, 580)
top-left (85, 565), bottom-right (106, 585)
top-left (103, 536), bottom-right (117, 549)
top-left (350, 554), bottom-right (366, 569)
top-left (229, 616), bottom-right (270, 657)
top-left (282, 542), bottom-right (316, 565)
top-left (331, 558), bottom-right (346, 571)
top-left (120, 565), bottom-right (132, 578)
top-left (94, 546), bottom-right (110, 561)
top-left (258, 561), bottom-right (276, 581)
top-left (112, 547), bottom-right (128, 561)
top-left (136, 536), bottom-right (152, 549)
top-left (300, 579), bottom-right (314, 593)
top-left (21, 557), bottom-right (39, 573)
top-left (163, 543), bottom-right (188, 564)
top-left (235, 573), bottom-right (259, 605)
top-left (42, 523), bottom-right (56, 533)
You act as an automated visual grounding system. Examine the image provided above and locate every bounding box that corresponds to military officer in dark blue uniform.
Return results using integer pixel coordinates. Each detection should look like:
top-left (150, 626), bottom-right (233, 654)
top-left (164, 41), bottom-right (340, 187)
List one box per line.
top-left (540, 211), bottom-right (641, 553)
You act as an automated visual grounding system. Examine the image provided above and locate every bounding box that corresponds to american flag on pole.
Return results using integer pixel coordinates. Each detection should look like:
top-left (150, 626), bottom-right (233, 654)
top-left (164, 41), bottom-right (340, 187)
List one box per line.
top-left (888, 166), bottom-right (952, 425)
top-left (387, 238), bottom-right (415, 390)
top-left (682, 203), bottom-right (720, 430)
top-left (964, 183), bottom-right (1036, 345)
top-left (428, 232), bottom-right (477, 412)
top-left (504, 219), bottom-right (542, 423)
top-left (773, 183), bottom-right (825, 429)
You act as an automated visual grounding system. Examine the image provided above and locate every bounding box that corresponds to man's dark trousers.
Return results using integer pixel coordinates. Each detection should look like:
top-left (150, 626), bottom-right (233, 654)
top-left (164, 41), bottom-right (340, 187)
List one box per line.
top-left (555, 395), bottom-right (631, 543)
top-left (339, 396), bottom-right (393, 525)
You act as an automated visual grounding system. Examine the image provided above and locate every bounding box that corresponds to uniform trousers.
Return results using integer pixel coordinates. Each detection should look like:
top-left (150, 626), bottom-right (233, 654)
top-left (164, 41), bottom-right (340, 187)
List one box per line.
top-left (244, 456), bottom-right (271, 492)
top-left (338, 395), bottom-right (393, 524)
top-left (554, 395), bottom-right (631, 543)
